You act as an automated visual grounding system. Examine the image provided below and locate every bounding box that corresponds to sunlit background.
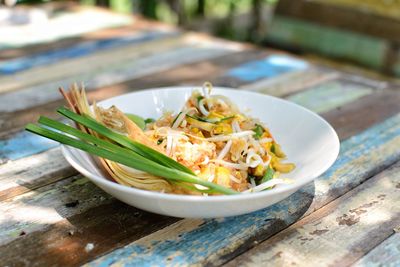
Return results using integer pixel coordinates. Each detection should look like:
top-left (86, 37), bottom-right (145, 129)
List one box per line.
top-left (2, 0), bottom-right (400, 77)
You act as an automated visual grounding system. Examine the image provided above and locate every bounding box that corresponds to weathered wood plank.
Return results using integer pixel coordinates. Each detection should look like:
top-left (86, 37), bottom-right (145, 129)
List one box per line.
top-left (0, 18), bottom-right (176, 60)
top-left (0, 148), bottom-right (75, 201)
top-left (0, 38), bottom-right (242, 113)
top-left (82, 112), bottom-right (400, 266)
top-left (225, 54), bottom-right (309, 82)
top-left (0, 30), bottom-right (178, 75)
top-left (353, 232), bottom-right (400, 267)
top-left (0, 175), bottom-right (113, 246)
top-left (0, 49), bottom-right (264, 138)
top-left (225, 162), bottom-right (400, 267)
top-left (322, 89), bottom-right (400, 140)
top-left (0, 33), bottom-right (184, 94)
top-left (0, 200), bottom-right (179, 267)
top-left (287, 79), bottom-right (373, 113)
top-left (0, 131), bottom-right (58, 163)
top-left (241, 68), bottom-right (339, 97)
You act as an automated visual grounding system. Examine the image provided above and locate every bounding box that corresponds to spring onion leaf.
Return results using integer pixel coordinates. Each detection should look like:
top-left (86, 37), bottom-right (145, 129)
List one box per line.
top-left (57, 107), bottom-right (194, 175)
top-left (125, 113), bottom-right (146, 130)
top-left (260, 166), bottom-right (274, 184)
top-left (25, 122), bottom-right (238, 195)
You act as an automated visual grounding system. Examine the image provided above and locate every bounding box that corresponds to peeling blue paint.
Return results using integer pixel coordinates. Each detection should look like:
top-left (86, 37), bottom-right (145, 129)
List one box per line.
top-left (226, 55), bottom-right (308, 81)
top-left (86, 113), bottom-right (400, 266)
top-left (0, 31), bottom-right (178, 74)
top-left (0, 131), bottom-right (58, 161)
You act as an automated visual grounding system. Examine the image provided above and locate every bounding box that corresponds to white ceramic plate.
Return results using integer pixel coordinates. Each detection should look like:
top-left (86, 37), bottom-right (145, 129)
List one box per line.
top-left (61, 87), bottom-right (339, 218)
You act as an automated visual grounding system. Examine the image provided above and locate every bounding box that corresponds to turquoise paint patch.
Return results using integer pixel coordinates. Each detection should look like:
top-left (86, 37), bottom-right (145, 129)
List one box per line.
top-left (226, 55), bottom-right (308, 81)
top-left (288, 81), bottom-right (373, 113)
top-left (0, 31), bottom-right (178, 74)
top-left (267, 16), bottom-right (387, 69)
top-left (0, 131), bottom-right (58, 162)
top-left (86, 113), bottom-right (400, 266)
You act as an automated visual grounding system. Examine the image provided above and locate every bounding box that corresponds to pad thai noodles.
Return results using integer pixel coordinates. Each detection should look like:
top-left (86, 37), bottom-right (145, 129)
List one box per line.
top-left (26, 82), bottom-right (295, 196)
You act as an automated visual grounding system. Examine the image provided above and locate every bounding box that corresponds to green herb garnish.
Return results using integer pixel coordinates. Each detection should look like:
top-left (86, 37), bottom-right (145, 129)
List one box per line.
top-left (260, 166), bottom-right (274, 184)
top-left (145, 118), bottom-right (155, 124)
top-left (253, 124), bottom-right (264, 140)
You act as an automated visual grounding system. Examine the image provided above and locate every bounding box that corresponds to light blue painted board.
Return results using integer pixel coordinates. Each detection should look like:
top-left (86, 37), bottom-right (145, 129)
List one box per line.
top-left (86, 112), bottom-right (400, 267)
top-left (0, 31), bottom-right (178, 74)
top-left (0, 131), bottom-right (58, 162)
top-left (226, 54), bottom-right (309, 82)
top-left (288, 81), bottom-right (374, 113)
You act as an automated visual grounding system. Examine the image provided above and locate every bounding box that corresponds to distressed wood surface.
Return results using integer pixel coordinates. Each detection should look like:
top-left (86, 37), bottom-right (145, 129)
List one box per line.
top-left (0, 32), bottom-right (183, 94)
top-left (1, 105), bottom-right (393, 266)
top-left (226, 161), bottom-right (400, 267)
top-left (85, 113), bottom-right (400, 266)
top-left (0, 37), bottom-right (243, 113)
top-left (0, 148), bottom-right (75, 201)
top-left (1, 7), bottom-right (399, 266)
top-left (353, 232), bottom-right (400, 267)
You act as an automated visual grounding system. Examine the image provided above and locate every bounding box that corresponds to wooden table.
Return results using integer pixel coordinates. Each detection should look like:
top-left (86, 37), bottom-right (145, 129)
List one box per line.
top-left (1, 4), bottom-right (399, 267)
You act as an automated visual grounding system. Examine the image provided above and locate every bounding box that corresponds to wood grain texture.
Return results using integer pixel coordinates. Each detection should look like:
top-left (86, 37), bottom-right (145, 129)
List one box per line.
top-left (0, 200), bottom-right (179, 267)
top-left (0, 174), bottom-right (113, 246)
top-left (242, 68), bottom-right (339, 97)
top-left (0, 33), bottom-right (184, 95)
top-left (322, 89), bottom-right (400, 140)
top-left (0, 148), bottom-right (75, 201)
top-left (353, 232), bottom-right (400, 267)
top-left (287, 79), bottom-right (373, 113)
top-left (0, 39), bottom-right (241, 113)
top-left (0, 49), bottom-right (265, 138)
top-left (84, 112), bottom-right (400, 266)
top-left (0, 19), bottom-right (177, 60)
top-left (225, 162), bottom-right (400, 267)
top-left (0, 30), bottom-right (178, 75)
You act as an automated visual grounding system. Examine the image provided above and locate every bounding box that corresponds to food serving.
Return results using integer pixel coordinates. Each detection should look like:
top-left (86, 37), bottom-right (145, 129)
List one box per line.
top-left (26, 82), bottom-right (295, 196)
